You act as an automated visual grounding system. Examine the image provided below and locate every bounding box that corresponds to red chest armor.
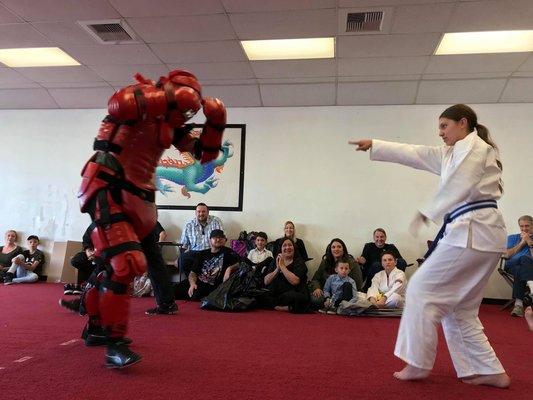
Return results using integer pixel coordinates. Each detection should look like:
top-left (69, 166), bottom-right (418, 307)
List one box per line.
top-left (96, 119), bottom-right (172, 191)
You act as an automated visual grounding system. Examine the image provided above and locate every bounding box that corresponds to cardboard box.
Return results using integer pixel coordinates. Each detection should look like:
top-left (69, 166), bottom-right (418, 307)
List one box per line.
top-left (47, 241), bottom-right (82, 283)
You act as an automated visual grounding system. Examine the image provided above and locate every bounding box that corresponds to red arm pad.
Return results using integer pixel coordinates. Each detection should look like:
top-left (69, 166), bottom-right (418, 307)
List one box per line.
top-left (108, 84), bottom-right (167, 121)
top-left (199, 97), bottom-right (227, 163)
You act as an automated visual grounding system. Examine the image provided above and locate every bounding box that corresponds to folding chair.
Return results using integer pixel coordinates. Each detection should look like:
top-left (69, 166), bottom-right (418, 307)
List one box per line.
top-left (497, 257), bottom-right (515, 311)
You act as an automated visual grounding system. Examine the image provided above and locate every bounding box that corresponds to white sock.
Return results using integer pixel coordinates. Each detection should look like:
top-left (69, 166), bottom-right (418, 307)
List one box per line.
top-left (515, 299), bottom-right (523, 307)
top-left (527, 281), bottom-right (533, 293)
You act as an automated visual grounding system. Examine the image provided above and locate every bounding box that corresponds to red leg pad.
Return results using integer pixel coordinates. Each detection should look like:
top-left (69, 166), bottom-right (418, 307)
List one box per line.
top-left (99, 289), bottom-right (130, 339)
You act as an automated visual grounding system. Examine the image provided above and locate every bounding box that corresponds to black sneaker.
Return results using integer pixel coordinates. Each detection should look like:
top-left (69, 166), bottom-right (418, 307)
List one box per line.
top-left (59, 298), bottom-right (81, 313)
top-left (72, 284), bottom-right (83, 295)
top-left (63, 283), bottom-right (74, 295)
top-left (145, 302), bottom-right (178, 315)
top-left (105, 344), bottom-right (142, 369)
top-left (3, 272), bottom-right (14, 285)
top-left (81, 325), bottom-right (132, 347)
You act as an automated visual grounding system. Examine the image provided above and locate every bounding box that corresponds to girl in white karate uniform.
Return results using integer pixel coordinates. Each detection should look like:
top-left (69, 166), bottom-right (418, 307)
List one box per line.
top-left (350, 104), bottom-right (510, 388)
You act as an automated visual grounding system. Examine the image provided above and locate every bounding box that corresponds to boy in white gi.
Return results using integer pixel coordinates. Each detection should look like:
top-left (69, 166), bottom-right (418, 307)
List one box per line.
top-left (367, 252), bottom-right (406, 309)
top-left (350, 104), bottom-right (510, 388)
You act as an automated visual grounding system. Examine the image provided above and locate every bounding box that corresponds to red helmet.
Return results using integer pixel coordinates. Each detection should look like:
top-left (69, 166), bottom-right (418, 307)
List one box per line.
top-left (159, 70), bottom-right (202, 96)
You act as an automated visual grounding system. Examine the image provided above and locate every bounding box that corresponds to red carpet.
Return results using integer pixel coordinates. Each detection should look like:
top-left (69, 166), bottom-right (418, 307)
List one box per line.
top-left (1, 283), bottom-right (531, 400)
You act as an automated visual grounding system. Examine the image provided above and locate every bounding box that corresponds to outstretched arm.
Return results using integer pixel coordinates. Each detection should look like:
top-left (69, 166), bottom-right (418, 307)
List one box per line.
top-left (349, 138), bottom-right (444, 175)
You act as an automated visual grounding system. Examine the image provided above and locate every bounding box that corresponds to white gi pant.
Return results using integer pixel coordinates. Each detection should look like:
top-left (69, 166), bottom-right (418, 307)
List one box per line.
top-left (394, 243), bottom-right (505, 378)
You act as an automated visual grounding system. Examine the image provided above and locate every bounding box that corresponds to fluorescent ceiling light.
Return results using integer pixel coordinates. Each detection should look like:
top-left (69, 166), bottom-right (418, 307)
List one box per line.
top-left (241, 37), bottom-right (335, 61)
top-left (435, 30), bottom-right (533, 55)
top-left (0, 47), bottom-right (80, 67)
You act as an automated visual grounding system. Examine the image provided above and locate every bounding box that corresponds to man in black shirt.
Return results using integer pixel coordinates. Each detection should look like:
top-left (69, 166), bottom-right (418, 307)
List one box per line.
top-left (356, 228), bottom-right (407, 291)
top-left (174, 229), bottom-right (241, 300)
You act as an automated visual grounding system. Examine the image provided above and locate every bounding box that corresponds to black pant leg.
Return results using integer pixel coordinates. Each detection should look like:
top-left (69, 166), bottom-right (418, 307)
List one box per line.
top-left (335, 282), bottom-right (354, 306)
top-left (142, 227), bottom-right (175, 307)
top-left (363, 262), bottom-right (383, 291)
top-left (277, 290), bottom-right (310, 313)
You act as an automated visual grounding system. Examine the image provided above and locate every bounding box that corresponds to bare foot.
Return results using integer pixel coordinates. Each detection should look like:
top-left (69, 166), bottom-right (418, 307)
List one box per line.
top-left (526, 306), bottom-right (533, 331)
top-left (462, 373), bottom-right (510, 388)
top-left (274, 306), bottom-right (289, 312)
top-left (393, 364), bottom-right (430, 381)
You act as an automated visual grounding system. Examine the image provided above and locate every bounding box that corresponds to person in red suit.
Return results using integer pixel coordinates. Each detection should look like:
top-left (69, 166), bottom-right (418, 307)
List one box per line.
top-left (78, 70), bottom-right (226, 368)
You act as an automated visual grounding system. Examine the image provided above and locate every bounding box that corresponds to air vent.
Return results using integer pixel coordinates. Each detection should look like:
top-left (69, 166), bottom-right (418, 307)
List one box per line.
top-left (338, 7), bottom-right (392, 36)
top-left (346, 12), bottom-right (383, 32)
top-left (78, 19), bottom-right (138, 44)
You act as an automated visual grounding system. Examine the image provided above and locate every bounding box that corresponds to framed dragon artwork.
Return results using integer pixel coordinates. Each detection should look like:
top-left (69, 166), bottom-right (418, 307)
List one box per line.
top-left (155, 124), bottom-right (246, 211)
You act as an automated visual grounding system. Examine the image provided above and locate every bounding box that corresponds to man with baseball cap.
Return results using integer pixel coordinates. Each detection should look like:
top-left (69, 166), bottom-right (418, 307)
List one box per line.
top-left (174, 229), bottom-right (241, 300)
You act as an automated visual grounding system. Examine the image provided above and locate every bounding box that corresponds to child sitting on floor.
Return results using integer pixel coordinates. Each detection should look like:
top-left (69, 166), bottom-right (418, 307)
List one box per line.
top-left (319, 258), bottom-right (358, 314)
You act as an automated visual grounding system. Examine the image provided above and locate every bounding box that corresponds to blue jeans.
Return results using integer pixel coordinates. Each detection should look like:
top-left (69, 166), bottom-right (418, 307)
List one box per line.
top-left (8, 261), bottom-right (38, 283)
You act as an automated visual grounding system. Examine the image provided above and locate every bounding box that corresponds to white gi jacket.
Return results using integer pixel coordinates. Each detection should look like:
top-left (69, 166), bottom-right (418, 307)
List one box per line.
top-left (367, 267), bottom-right (406, 300)
top-left (371, 132), bottom-right (507, 252)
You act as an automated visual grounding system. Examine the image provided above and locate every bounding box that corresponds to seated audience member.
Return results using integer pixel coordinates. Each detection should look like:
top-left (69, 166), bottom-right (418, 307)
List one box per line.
top-left (156, 221), bottom-right (168, 242)
top-left (3, 235), bottom-right (44, 285)
top-left (175, 229), bottom-right (240, 300)
top-left (0, 230), bottom-right (23, 280)
top-left (64, 243), bottom-right (97, 295)
top-left (178, 203), bottom-right (223, 272)
top-left (259, 237), bottom-right (310, 313)
top-left (509, 257), bottom-right (533, 317)
top-left (247, 231), bottom-right (273, 272)
top-left (356, 228), bottom-right (407, 290)
top-left (309, 238), bottom-right (363, 309)
top-left (367, 252), bottom-right (407, 309)
top-left (273, 221), bottom-right (309, 261)
top-left (319, 258), bottom-right (358, 314)
top-left (505, 215), bottom-right (533, 317)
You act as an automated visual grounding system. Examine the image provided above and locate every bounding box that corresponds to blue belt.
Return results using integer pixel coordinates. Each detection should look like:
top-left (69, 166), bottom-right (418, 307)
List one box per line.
top-left (423, 199), bottom-right (498, 259)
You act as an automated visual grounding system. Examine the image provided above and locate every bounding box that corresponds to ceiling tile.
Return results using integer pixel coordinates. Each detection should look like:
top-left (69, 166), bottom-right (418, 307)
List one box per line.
top-left (423, 72), bottom-right (510, 80)
top-left (251, 59), bottom-right (336, 79)
top-left (150, 41), bottom-right (247, 63)
top-left (391, 3), bottom-right (455, 33)
top-left (512, 71), bottom-right (533, 78)
top-left (337, 81), bottom-right (418, 105)
top-left (260, 83), bottom-right (335, 106)
top-left (258, 77), bottom-right (336, 84)
top-left (15, 66), bottom-right (104, 83)
top-left (32, 21), bottom-right (99, 46)
top-left (339, 74), bottom-right (420, 82)
top-left (110, 0), bottom-right (224, 17)
top-left (0, 0), bottom-right (120, 22)
top-left (0, 88), bottom-right (57, 108)
top-left (88, 64), bottom-right (169, 82)
top-left (338, 33), bottom-right (441, 58)
top-left (425, 53), bottom-right (529, 74)
top-left (222, 0), bottom-right (336, 13)
top-left (40, 81), bottom-right (111, 89)
top-left (229, 9), bottom-right (337, 40)
top-left (127, 15), bottom-right (235, 43)
top-left (0, 4), bottom-right (23, 23)
top-left (417, 79), bottom-right (507, 103)
top-left (167, 62), bottom-right (255, 80)
top-left (61, 44), bottom-right (161, 65)
top-left (448, 0), bottom-right (533, 32)
top-left (48, 87), bottom-right (115, 108)
top-left (500, 78), bottom-right (533, 102)
top-left (339, 0), bottom-right (455, 5)
top-left (0, 23), bottom-right (50, 48)
top-left (202, 85), bottom-right (262, 107)
top-left (0, 68), bottom-right (35, 84)
top-left (339, 56), bottom-right (428, 76)
top-left (0, 81), bottom-right (41, 89)
top-left (518, 55), bottom-right (533, 72)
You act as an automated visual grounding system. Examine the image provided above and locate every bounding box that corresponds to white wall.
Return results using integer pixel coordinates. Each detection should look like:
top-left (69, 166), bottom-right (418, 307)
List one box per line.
top-left (1, 104), bottom-right (532, 298)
